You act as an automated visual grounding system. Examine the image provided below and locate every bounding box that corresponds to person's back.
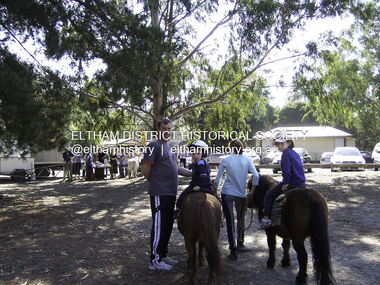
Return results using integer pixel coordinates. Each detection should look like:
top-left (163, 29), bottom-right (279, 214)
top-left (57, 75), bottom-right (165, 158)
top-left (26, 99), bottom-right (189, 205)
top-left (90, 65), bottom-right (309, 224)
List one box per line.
top-left (216, 153), bottom-right (256, 198)
top-left (213, 139), bottom-right (259, 260)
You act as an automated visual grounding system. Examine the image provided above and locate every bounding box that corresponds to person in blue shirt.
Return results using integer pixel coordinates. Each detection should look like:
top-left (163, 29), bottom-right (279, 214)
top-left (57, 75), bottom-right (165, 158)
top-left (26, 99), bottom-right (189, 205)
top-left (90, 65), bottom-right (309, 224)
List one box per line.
top-left (257, 138), bottom-right (306, 230)
top-left (118, 149), bottom-right (126, 178)
top-left (85, 152), bottom-right (93, 181)
top-left (173, 140), bottom-right (215, 219)
top-left (214, 139), bottom-right (259, 261)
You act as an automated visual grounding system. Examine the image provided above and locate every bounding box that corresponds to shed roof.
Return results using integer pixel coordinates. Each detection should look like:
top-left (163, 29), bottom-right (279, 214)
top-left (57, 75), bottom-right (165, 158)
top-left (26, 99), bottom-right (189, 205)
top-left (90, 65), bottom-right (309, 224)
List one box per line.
top-left (102, 138), bottom-right (143, 147)
top-left (271, 126), bottom-right (353, 139)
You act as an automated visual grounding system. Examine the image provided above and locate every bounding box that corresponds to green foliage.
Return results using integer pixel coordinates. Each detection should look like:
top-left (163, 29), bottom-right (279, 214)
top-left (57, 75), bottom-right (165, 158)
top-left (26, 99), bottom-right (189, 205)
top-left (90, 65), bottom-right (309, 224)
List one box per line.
top-left (0, 0), bottom-right (354, 151)
top-left (178, 53), bottom-right (270, 142)
top-left (293, 0), bottom-right (380, 149)
top-left (274, 102), bottom-right (319, 127)
top-left (247, 103), bottom-right (277, 133)
top-left (0, 48), bottom-right (72, 155)
top-left (236, 0), bottom-right (349, 54)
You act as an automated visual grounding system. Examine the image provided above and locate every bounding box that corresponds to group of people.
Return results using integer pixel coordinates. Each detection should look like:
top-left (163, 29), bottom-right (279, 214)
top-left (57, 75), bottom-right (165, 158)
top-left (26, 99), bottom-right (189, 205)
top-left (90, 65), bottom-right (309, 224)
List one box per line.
top-left (62, 147), bottom-right (136, 181)
top-left (142, 118), bottom-right (306, 271)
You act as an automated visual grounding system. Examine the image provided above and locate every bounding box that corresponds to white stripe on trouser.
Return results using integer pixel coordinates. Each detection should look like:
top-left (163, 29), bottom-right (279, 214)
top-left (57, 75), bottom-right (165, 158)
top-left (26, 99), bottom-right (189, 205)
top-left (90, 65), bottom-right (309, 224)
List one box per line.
top-left (152, 196), bottom-right (161, 263)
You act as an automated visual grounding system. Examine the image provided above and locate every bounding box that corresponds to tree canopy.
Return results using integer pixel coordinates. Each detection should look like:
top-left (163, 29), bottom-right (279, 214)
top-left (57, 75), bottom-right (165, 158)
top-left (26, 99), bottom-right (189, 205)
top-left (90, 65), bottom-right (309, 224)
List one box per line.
top-left (1, 0), bottom-right (355, 153)
top-left (274, 101), bottom-right (319, 127)
top-left (0, 48), bottom-right (73, 155)
top-left (293, 1), bottom-right (380, 149)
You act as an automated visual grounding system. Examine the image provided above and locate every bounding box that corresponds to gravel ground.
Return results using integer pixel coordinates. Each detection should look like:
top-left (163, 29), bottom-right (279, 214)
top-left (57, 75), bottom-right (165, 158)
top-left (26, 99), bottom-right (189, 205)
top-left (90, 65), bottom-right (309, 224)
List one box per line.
top-left (0, 168), bottom-right (379, 285)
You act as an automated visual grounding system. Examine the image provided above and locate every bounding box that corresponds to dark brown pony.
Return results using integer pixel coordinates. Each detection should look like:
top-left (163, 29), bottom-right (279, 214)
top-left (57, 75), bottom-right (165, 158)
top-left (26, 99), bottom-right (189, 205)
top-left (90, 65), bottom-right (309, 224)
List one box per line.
top-left (178, 191), bottom-right (223, 285)
top-left (248, 175), bottom-right (335, 285)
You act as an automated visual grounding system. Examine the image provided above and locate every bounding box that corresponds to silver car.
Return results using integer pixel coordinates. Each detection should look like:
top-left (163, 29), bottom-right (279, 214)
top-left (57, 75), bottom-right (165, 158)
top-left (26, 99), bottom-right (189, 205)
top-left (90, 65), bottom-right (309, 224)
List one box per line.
top-left (331, 147), bottom-right (365, 171)
top-left (320, 152), bottom-right (333, 164)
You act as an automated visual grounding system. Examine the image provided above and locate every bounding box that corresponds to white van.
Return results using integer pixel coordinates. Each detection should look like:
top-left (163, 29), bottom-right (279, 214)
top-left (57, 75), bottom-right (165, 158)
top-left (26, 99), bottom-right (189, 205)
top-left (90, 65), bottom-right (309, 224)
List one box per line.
top-left (372, 142), bottom-right (380, 171)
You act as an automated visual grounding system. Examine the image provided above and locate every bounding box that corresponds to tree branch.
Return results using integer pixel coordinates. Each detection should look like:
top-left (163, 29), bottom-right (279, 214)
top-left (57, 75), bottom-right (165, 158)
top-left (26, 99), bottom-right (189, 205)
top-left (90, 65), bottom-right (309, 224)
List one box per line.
top-left (174, 9), bottom-right (238, 69)
top-left (74, 89), bottom-right (153, 128)
top-left (171, 11), bottom-right (307, 120)
top-left (0, 22), bottom-right (44, 68)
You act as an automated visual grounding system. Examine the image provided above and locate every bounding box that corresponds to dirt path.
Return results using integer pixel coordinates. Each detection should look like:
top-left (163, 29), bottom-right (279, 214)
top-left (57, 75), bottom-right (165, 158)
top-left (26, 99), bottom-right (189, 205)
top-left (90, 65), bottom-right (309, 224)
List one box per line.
top-left (0, 169), bottom-right (379, 285)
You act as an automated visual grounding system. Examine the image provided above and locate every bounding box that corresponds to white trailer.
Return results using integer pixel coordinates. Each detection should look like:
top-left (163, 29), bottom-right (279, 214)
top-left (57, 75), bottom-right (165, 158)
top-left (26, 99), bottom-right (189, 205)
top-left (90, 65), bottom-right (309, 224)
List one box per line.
top-left (33, 148), bottom-right (64, 177)
top-left (0, 148), bottom-right (65, 181)
top-left (0, 155), bottom-right (35, 181)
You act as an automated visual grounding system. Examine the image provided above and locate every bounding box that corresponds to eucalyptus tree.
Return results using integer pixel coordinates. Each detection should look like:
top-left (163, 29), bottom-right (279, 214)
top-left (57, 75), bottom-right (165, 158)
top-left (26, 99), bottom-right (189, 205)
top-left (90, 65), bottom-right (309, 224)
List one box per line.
top-left (274, 102), bottom-right (318, 127)
top-left (293, 0), bottom-right (380, 148)
top-left (1, 0), bottom-right (351, 137)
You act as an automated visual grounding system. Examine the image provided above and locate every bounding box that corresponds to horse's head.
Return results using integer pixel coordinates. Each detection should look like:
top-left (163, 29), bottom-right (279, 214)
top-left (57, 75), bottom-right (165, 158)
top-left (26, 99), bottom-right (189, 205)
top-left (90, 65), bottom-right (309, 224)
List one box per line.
top-left (248, 175), bottom-right (278, 219)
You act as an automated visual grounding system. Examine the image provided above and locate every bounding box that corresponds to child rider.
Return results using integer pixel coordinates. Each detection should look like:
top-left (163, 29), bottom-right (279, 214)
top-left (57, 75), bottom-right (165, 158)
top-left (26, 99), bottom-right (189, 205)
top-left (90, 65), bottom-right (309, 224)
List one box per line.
top-left (173, 140), bottom-right (215, 219)
top-left (257, 138), bottom-right (306, 230)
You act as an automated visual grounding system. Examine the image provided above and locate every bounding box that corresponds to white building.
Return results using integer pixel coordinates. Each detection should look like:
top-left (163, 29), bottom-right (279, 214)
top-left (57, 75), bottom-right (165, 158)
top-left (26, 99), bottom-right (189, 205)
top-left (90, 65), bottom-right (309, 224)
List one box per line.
top-left (256, 126), bottom-right (355, 162)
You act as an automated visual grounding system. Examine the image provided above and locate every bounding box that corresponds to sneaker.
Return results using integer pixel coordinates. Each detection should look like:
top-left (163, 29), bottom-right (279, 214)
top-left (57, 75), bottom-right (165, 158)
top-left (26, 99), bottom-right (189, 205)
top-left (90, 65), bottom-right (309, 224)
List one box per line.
top-left (161, 256), bottom-right (178, 266)
top-left (237, 243), bottom-right (253, 253)
top-left (257, 219), bottom-right (272, 230)
top-left (173, 209), bottom-right (180, 219)
top-left (149, 260), bottom-right (173, 271)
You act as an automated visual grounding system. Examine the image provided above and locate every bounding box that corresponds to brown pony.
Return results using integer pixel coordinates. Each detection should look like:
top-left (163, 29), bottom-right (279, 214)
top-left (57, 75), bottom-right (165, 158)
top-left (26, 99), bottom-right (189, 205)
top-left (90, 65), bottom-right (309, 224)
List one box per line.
top-left (178, 191), bottom-right (223, 285)
top-left (248, 175), bottom-right (335, 285)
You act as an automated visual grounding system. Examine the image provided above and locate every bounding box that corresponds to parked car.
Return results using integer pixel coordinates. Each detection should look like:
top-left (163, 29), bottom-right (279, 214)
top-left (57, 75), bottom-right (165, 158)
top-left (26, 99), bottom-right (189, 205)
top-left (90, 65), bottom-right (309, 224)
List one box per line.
top-left (331, 147), bottom-right (365, 171)
top-left (271, 152), bottom-right (283, 174)
top-left (360, 151), bottom-right (373, 164)
top-left (262, 151), bottom-right (279, 164)
top-left (272, 148), bottom-right (312, 174)
top-left (243, 149), bottom-right (261, 165)
top-left (372, 142), bottom-right (380, 171)
top-left (206, 153), bottom-right (228, 167)
top-left (320, 152), bottom-right (334, 164)
top-left (179, 152), bottom-right (194, 169)
top-left (295, 148), bottom-right (313, 165)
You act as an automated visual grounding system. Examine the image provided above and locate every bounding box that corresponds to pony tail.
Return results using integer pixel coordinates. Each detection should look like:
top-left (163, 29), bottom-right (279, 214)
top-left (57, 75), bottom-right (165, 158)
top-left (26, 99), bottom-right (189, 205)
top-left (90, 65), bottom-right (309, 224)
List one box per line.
top-left (309, 198), bottom-right (336, 285)
top-left (199, 201), bottom-right (223, 277)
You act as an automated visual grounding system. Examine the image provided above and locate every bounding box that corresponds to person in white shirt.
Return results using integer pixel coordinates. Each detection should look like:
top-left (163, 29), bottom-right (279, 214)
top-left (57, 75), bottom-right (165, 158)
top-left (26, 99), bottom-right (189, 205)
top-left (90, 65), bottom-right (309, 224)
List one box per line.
top-left (214, 139), bottom-right (259, 261)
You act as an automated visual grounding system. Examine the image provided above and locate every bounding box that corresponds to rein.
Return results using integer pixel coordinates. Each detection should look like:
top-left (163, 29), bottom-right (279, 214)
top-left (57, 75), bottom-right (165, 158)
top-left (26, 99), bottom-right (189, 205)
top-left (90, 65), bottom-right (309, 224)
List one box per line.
top-left (243, 207), bottom-right (254, 231)
top-left (238, 197), bottom-right (254, 241)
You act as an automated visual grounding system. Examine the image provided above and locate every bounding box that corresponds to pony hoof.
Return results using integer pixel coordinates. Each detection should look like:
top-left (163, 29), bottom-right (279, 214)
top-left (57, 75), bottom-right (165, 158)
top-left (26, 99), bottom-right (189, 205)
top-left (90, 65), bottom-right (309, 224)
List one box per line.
top-left (281, 260), bottom-right (291, 267)
top-left (296, 274), bottom-right (308, 284)
top-left (266, 261), bottom-right (275, 269)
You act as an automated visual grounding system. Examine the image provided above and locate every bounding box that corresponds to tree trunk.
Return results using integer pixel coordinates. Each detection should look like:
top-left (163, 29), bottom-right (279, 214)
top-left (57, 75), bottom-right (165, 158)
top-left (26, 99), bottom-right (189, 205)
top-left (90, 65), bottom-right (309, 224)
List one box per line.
top-left (150, 0), bottom-right (165, 130)
top-left (152, 77), bottom-right (164, 129)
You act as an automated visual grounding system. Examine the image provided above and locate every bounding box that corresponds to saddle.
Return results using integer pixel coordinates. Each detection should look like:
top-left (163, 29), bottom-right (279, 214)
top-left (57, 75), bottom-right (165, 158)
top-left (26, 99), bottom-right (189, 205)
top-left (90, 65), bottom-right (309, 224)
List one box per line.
top-left (271, 186), bottom-right (300, 226)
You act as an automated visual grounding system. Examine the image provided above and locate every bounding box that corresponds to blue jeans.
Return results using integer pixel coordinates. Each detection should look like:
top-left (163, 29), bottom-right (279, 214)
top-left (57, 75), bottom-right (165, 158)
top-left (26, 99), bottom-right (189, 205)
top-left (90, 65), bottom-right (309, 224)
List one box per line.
top-left (119, 164), bottom-right (126, 177)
